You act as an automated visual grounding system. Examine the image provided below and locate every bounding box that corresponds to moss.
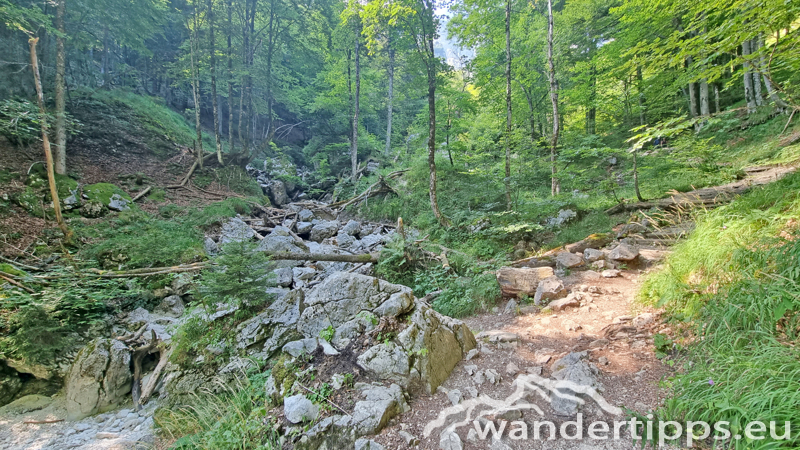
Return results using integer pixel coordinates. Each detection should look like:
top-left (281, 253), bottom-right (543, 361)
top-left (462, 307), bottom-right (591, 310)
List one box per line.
top-left (271, 355), bottom-right (297, 395)
top-left (0, 263), bottom-right (25, 276)
top-left (15, 186), bottom-right (45, 217)
top-left (83, 183), bottom-right (131, 206)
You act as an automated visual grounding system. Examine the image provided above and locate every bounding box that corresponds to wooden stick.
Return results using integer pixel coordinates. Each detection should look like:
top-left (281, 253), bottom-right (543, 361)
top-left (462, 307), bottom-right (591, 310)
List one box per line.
top-left (0, 272), bottom-right (35, 293)
top-left (0, 254), bottom-right (40, 271)
top-left (131, 186), bottom-right (152, 202)
top-left (24, 419), bottom-right (64, 424)
top-left (139, 347), bottom-right (172, 406)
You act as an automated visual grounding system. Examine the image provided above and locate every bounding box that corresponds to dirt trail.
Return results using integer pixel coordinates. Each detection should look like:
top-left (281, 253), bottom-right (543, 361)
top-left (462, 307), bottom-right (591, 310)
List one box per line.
top-left (371, 269), bottom-right (675, 449)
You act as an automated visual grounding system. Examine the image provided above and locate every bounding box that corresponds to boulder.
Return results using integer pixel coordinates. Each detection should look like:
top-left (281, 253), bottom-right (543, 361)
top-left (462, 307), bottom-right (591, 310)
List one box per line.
top-left (310, 220), bottom-right (339, 242)
top-left (351, 384), bottom-right (410, 435)
top-left (219, 217), bottom-right (256, 244)
top-left (583, 248), bottom-right (605, 262)
top-left (555, 252), bottom-right (584, 269)
top-left (83, 183), bottom-right (131, 212)
top-left (258, 228), bottom-right (309, 268)
top-left (204, 237), bottom-right (218, 256)
top-left (616, 222), bottom-right (649, 238)
top-left (355, 438), bottom-right (385, 450)
top-left (602, 269), bottom-right (621, 278)
top-left (547, 294), bottom-right (581, 311)
top-left (550, 352), bottom-right (599, 416)
top-left (341, 220), bottom-right (362, 237)
top-left (0, 367), bottom-right (22, 407)
top-left (546, 209), bottom-right (578, 227)
top-left (284, 394), bottom-right (320, 423)
top-left (268, 180), bottom-right (290, 206)
top-left (357, 343), bottom-right (411, 382)
top-left (65, 338), bottom-right (132, 420)
top-left (154, 295), bottom-right (185, 318)
top-left (236, 290), bottom-right (304, 355)
top-left (565, 233), bottom-right (613, 254)
top-left (533, 276), bottom-right (567, 305)
top-left (609, 243), bottom-right (639, 261)
top-left (296, 221), bottom-right (313, 235)
top-left (496, 267), bottom-right (555, 298)
top-left (298, 209), bottom-right (315, 222)
top-left (273, 267), bottom-right (294, 287)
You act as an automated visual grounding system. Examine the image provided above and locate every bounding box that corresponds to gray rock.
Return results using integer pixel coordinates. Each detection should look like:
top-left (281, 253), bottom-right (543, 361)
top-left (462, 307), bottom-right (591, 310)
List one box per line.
top-left (283, 338), bottom-right (318, 357)
top-left (220, 217), bottom-right (256, 244)
top-left (583, 248), bottom-right (604, 262)
top-left (296, 221), bottom-right (313, 234)
top-left (632, 312), bottom-right (656, 327)
top-left (154, 295), bottom-right (185, 318)
top-left (236, 290), bottom-right (304, 355)
top-left (550, 352), bottom-right (599, 416)
top-left (268, 180), bottom-right (290, 206)
top-left (355, 438), bottom-right (386, 450)
top-left (398, 430), bottom-right (419, 446)
top-left (65, 338), bottom-right (132, 420)
top-left (591, 260), bottom-right (607, 270)
top-left (351, 384), bottom-right (409, 435)
top-left (503, 299), bottom-right (518, 314)
top-left (298, 209), bottom-right (315, 222)
top-left (310, 220), bottom-right (339, 242)
top-left (609, 243), bottom-right (639, 261)
top-left (336, 231), bottom-right (357, 249)
top-left (465, 349), bottom-right (480, 361)
top-left (533, 276), bottom-right (567, 305)
top-left (439, 430), bottom-right (463, 450)
top-left (341, 220), bottom-right (362, 236)
top-left (204, 237), bottom-right (218, 256)
top-left (257, 228), bottom-right (309, 268)
top-left (447, 389), bottom-right (462, 405)
top-left (556, 252), bottom-right (584, 269)
top-left (546, 209), bottom-right (577, 227)
top-left (273, 267), bottom-right (294, 287)
top-left (284, 395), bottom-right (320, 423)
top-left (602, 269), bottom-right (621, 278)
top-left (357, 343), bottom-right (410, 382)
top-left (107, 193), bottom-right (130, 211)
top-left (292, 266), bottom-right (316, 288)
top-left (496, 267), bottom-right (555, 298)
top-left (0, 369), bottom-right (22, 407)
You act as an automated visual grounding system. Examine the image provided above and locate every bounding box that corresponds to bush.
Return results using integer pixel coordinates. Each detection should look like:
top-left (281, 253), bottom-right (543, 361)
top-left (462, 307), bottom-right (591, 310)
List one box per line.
top-left (197, 240), bottom-right (274, 311)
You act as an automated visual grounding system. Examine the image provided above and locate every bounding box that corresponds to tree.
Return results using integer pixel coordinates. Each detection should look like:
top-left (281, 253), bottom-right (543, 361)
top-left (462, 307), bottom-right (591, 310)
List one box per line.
top-left (546, 0), bottom-right (559, 196)
top-left (54, 0), bottom-right (66, 175)
top-left (209, 0), bottom-right (223, 164)
top-left (503, 0), bottom-right (512, 209)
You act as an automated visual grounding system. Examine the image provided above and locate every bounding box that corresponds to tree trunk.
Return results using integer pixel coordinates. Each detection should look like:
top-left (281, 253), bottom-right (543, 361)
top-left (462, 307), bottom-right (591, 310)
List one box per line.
top-left (385, 46), bottom-right (394, 156)
top-left (102, 26), bottom-right (110, 88)
top-left (547, 0), bottom-right (560, 196)
top-left (28, 38), bottom-right (73, 244)
top-left (351, 31), bottom-right (361, 182)
top-left (700, 79), bottom-right (709, 116)
top-left (750, 40), bottom-right (763, 107)
top-left (227, 0), bottom-right (235, 154)
top-left (714, 83), bottom-right (720, 113)
top-left (756, 34), bottom-right (787, 109)
top-left (209, 0), bottom-right (223, 164)
top-left (54, 0), bottom-right (67, 175)
top-left (742, 39), bottom-right (756, 114)
top-left (503, 0), bottom-right (512, 210)
top-left (633, 148), bottom-right (644, 202)
top-left (586, 64), bottom-right (596, 134)
top-left (636, 65), bottom-right (646, 125)
top-left (190, 2), bottom-right (204, 169)
top-left (687, 57), bottom-right (698, 117)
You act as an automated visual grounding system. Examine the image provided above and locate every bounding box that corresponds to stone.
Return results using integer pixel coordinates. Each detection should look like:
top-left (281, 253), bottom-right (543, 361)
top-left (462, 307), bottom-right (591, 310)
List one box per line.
top-left (550, 352), bottom-right (599, 416)
top-left (439, 430), bottom-right (463, 450)
top-left (496, 267), bottom-right (555, 298)
top-left (475, 330), bottom-right (520, 345)
top-left (0, 368), bottom-right (22, 407)
top-left (601, 268), bottom-right (621, 278)
top-left (83, 183), bottom-right (131, 211)
top-left (341, 220), bottom-right (362, 236)
top-left (583, 248), bottom-right (605, 262)
top-left (565, 233), bottom-right (613, 254)
top-left (310, 220), bottom-right (339, 242)
top-left (351, 384), bottom-right (409, 435)
top-left (258, 229), bottom-right (309, 268)
top-left (447, 389), bottom-right (462, 406)
top-left (505, 362), bottom-right (520, 376)
top-left (556, 252), bottom-right (584, 268)
top-left (589, 339), bottom-right (609, 348)
top-left (357, 343), bottom-right (410, 382)
top-left (96, 432), bottom-right (120, 439)
top-left (273, 267), bottom-right (294, 287)
top-left (609, 243), bottom-right (639, 261)
top-left (503, 299), bottom-right (518, 314)
top-left (616, 222), bottom-right (648, 238)
top-left (0, 394), bottom-right (51, 414)
top-left (547, 295), bottom-right (580, 312)
top-left (284, 395), bottom-right (320, 423)
top-left (598, 356), bottom-right (609, 366)
top-left (533, 276), bottom-right (567, 305)
top-left (633, 312), bottom-right (656, 327)
top-left (546, 209), bottom-right (577, 227)
top-left (219, 217), bottom-right (256, 244)
top-left (484, 369), bottom-right (500, 384)
top-left (465, 349), bottom-right (480, 360)
top-left (203, 237), bottom-right (218, 256)
top-left (591, 260), bottom-right (607, 270)
top-left (293, 266), bottom-right (316, 288)
top-left (268, 180), bottom-right (290, 206)
top-left (283, 338), bottom-right (318, 358)
top-left (355, 438), bottom-right (386, 450)
top-left (296, 221), bottom-right (313, 235)
top-left (235, 290), bottom-right (304, 355)
top-left (298, 209), bottom-right (315, 222)
top-left (154, 295), bottom-right (185, 318)
top-left (65, 338), bottom-right (133, 420)
top-left (107, 194), bottom-right (130, 211)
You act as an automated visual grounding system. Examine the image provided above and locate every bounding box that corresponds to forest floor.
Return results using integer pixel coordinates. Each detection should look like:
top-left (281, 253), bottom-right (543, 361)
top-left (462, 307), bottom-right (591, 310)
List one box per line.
top-left (370, 269), bottom-right (675, 450)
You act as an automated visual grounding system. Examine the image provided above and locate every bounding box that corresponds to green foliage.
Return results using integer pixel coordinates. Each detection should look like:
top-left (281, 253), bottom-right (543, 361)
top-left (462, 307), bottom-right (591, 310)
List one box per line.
top-left (0, 278), bottom-right (145, 364)
top-left (155, 371), bottom-right (281, 450)
top-left (319, 325), bottom-right (335, 343)
top-left (193, 166), bottom-right (265, 198)
top-left (197, 240), bottom-right (274, 311)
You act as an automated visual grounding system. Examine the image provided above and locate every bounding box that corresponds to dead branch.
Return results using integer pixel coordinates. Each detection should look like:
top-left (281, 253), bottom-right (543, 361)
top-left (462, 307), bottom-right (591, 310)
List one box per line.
top-left (328, 174), bottom-right (402, 210)
top-left (139, 347), bottom-right (172, 406)
top-left (23, 419), bottom-right (64, 424)
top-left (131, 186), bottom-right (152, 202)
top-left (132, 330), bottom-right (160, 410)
top-left (265, 251), bottom-right (379, 263)
top-left (0, 271), bottom-right (35, 293)
top-left (0, 254), bottom-right (40, 271)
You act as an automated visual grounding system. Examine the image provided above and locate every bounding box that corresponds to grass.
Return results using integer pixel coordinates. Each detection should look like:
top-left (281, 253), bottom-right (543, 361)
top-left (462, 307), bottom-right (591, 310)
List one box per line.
top-left (639, 170), bottom-right (800, 448)
top-left (155, 371), bottom-right (282, 450)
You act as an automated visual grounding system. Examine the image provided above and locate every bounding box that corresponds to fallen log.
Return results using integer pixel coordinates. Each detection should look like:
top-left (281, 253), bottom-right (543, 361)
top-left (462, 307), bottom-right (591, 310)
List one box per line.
top-left (139, 347), bottom-right (172, 406)
top-left (264, 251), bottom-right (380, 263)
top-left (131, 186), bottom-right (152, 202)
top-left (131, 330), bottom-right (159, 410)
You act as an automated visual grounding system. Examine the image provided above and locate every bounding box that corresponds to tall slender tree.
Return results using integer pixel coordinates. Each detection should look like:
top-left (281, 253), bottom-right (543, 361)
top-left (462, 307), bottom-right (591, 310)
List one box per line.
top-left (546, 0), bottom-right (559, 196)
top-left (208, 0), bottom-right (223, 164)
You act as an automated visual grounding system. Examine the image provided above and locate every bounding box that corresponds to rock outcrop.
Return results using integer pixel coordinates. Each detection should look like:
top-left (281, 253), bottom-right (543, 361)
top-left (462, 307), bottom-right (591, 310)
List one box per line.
top-left (65, 338), bottom-right (133, 420)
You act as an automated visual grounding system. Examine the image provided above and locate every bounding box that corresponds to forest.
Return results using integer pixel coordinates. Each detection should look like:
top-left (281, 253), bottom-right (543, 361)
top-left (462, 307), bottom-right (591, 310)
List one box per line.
top-left (0, 0), bottom-right (799, 448)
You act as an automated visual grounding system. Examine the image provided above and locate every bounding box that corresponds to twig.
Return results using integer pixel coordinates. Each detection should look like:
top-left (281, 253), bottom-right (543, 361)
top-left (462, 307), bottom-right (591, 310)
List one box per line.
top-left (0, 272), bottom-right (35, 293)
top-left (0, 254), bottom-right (40, 271)
top-left (296, 383), bottom-right (351, 417)
top-left (23, 419), bottom-right (64, 424)
top-left (780, 109), bottom-right (797, 136)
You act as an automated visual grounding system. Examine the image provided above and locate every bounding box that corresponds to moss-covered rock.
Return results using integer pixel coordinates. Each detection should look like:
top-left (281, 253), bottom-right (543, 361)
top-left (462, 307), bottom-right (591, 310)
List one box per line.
top-left (16, 164), bottom-right (81, 215)
top-left (83, 183), bottom-right (131, 212)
